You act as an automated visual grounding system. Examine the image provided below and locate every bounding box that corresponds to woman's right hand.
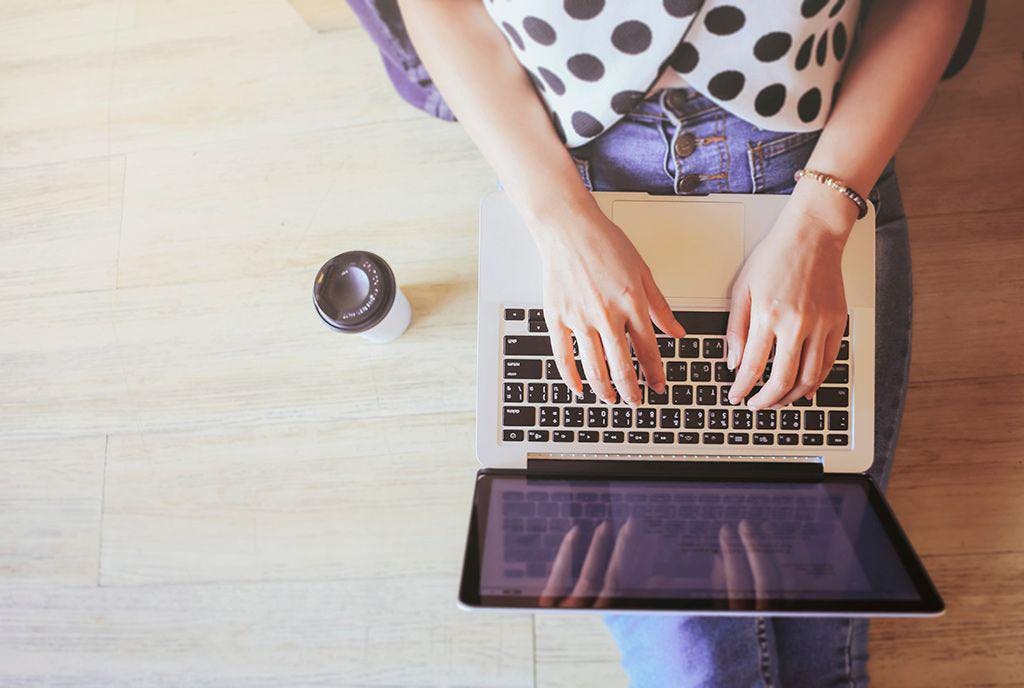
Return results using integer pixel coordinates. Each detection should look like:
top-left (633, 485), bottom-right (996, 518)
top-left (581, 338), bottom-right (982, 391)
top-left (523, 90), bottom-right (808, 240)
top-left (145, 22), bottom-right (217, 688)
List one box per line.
top-left (532, 207), bottom-right (687, 407)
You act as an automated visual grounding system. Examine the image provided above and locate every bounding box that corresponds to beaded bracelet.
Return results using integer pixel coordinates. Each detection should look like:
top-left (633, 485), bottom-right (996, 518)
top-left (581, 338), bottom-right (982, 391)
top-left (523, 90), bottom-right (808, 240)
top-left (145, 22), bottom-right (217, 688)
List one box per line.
top-left (794, 168), bottom-right (869, 220)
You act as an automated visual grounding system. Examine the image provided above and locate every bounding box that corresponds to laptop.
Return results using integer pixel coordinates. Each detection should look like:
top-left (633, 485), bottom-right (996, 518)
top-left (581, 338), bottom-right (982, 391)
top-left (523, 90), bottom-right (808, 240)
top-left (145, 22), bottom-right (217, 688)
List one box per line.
top-left (458, 191), bottom-right (943, 616)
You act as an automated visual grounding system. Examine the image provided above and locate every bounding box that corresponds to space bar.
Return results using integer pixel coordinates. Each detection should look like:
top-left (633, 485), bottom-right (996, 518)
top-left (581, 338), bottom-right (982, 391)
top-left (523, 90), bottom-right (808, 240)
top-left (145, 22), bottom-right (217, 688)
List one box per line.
top-left (672, 311), bottom-right (729, 335)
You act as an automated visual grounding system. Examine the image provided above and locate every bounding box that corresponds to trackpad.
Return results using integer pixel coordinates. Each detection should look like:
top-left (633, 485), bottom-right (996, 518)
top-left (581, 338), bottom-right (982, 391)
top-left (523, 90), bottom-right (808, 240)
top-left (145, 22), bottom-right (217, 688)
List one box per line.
top-left (611, 200), bottom-right (745, 299)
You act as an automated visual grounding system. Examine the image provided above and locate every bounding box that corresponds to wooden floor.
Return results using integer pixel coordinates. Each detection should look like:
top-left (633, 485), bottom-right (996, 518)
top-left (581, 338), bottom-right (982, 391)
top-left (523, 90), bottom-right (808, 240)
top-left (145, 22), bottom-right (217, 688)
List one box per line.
top-left (1, 2), bottom-right (1021, 686)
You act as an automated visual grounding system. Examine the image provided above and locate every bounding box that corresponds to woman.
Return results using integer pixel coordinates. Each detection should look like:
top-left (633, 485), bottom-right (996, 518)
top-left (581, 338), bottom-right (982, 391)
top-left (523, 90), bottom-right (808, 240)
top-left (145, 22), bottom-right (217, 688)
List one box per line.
top-left (351, 1), bottom-right (972, 685)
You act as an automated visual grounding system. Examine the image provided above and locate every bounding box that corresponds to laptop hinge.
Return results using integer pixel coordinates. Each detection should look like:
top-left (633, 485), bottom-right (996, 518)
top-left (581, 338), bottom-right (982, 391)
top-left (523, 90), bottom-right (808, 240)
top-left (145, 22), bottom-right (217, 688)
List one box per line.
top-left (525, 454), bottom-right (824, 481)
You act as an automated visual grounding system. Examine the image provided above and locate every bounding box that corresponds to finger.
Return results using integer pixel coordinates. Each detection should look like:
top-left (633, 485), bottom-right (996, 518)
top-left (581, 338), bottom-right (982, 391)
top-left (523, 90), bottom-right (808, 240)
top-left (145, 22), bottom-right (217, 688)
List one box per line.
top-left (726, 285), bottom-right (751, 371)
top-left (600, 326), bottom-right (642, 407)
top-left (576, 329), bottom-right (616, 404)
top-left (596, 517), bottom-right (639, 606)
top-left (628, 316), bottom-right (666, 395)
top-left (539, 526), bottom-right (579, 607)
top-left (643, 271), bottom-right (686, 339)
top-left (719, 523), bottom-right (754, 610)
top-left (813, 328), bottom-right (845, 396)
top-left (567, 520), bottom-right (615, 605)
top-left (728, 322), bottom-right (773, 405)
top-left (748, 332), bottom-right (802, 410)
top-left (549, 321), bottom-right (583, 396)
top-left (738, 520), bottom-right (782, 610)
top-left (779, 330), bottom-right (827, 406)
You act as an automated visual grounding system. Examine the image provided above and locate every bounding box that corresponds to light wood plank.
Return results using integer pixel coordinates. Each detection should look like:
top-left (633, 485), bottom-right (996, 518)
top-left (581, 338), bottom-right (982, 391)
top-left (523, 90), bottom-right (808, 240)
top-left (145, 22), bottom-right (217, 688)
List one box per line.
top-left (0, 578), bottom-right (533, 687)
top-left (0, 436), bottom-right (107, 586)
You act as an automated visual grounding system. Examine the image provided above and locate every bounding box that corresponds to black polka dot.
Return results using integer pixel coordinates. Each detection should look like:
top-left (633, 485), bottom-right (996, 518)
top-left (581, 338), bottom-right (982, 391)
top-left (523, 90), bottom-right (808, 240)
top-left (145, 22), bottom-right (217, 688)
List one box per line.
top-left (668, 40), bottom-right (699, 73)
top-left (501, 22), bottom-right (524, 51)
top-left (753, 32), bottom-right (792, 62)
top-left (801, 0), bottom-right (829, 18)
top-left (795, 35), bottom-right (814, 70)
top-left (571, 111), bottom-right (605, 138)
top-left (833, 22), bottom-right (847, 60)
top-left (551, 111), bottom-right (567, 143)
top-left (564, 0), bottom-right (604, 20)
top-left (522, 16), bottom-right (557, 46)
top-left (829, 0), bottom-right (847, 18)
top-left (663, 0), bottom-right (700, 18)
top-left (611, 90), bottom-right (644, 115)
top-left (567, 53), bottom-right (605, 81)
top-left (707, 70), bottom-right (745, 101)
top-left (611, 20), bottom-right (652, 54)
top-left (704, 5), bottom-right (745, 35)
top-left (816, 28), bottom-right (830, 66)
top-left (538, 67), bottom-right (565, 95)
top-left (754, 83), bottom-right (786, 117)
top-left (798, 87), bottom-right (822, 122)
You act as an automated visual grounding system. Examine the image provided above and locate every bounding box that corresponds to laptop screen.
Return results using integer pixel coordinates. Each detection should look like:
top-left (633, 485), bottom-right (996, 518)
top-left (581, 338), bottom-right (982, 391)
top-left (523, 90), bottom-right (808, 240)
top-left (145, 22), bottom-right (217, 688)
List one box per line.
top-left (459, 472), bottom-right (943, 614)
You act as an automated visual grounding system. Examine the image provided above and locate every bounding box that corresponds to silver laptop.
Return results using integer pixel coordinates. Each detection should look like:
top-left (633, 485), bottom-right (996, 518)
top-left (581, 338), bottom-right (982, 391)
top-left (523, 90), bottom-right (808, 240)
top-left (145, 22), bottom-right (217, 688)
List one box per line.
top-left (459, 192), bottom-right (942, 616)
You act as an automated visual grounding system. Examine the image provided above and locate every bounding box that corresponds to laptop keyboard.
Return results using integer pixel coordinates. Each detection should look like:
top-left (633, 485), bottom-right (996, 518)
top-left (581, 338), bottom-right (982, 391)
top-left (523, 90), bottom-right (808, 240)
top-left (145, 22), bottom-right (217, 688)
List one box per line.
top-left (500, 308), bottom-right (851, 449)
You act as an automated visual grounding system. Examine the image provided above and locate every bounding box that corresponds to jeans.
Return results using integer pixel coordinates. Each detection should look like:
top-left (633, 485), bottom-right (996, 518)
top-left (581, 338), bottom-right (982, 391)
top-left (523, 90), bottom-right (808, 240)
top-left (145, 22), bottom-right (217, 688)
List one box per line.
top-left (571, 89), bottom-right (912, 688)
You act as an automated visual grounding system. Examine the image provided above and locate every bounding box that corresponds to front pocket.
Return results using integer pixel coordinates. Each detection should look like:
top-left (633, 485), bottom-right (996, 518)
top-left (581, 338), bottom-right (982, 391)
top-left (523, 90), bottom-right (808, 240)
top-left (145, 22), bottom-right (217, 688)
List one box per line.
top-left (747, 131), bottom-right (820, 194)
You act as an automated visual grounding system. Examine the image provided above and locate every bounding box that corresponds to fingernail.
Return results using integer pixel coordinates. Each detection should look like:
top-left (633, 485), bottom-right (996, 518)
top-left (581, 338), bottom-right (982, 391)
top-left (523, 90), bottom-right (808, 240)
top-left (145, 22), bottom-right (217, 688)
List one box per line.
top-left (654, 382), bottom-right (666, 394)
top-left (727, 351), bottom-right (737, 371)
top-left (770, 404), bottom-right (782, 411)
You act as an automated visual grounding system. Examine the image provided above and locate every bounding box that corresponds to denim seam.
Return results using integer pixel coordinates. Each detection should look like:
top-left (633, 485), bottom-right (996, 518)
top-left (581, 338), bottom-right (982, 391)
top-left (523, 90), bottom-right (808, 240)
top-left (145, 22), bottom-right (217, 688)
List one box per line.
top-left (748, 141), bottom-right (767, 193)
top-left (758, 131), bottom-right (820, 159)
top-left (755, 617), bottom-right (775, 688)
top-left (715, 111), bottom-right (730, 193)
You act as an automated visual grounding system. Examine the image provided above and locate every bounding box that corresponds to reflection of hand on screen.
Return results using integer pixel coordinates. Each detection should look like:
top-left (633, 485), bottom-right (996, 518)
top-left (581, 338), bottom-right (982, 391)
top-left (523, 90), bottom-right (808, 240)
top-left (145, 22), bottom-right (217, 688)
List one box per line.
top-left (716, 520), bottom-right (784, 610)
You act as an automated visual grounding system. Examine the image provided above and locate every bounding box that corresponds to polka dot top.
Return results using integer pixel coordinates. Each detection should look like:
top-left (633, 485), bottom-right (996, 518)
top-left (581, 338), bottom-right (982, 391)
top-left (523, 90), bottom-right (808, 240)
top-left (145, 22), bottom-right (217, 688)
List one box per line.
top-left (484, 0), bottom-right (860, 148)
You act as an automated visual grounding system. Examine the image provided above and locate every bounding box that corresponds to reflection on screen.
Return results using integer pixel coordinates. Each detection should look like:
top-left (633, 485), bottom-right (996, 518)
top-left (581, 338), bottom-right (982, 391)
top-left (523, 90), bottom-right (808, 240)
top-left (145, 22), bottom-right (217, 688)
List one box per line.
top-left (479, 478), bottom-right (920, 607)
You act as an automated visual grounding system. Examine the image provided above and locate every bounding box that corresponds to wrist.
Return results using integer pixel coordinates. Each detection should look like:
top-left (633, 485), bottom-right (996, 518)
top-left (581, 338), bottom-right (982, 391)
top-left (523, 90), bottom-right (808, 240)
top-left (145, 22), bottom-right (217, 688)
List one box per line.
top-left (787, 176), bottom-right (860, 241)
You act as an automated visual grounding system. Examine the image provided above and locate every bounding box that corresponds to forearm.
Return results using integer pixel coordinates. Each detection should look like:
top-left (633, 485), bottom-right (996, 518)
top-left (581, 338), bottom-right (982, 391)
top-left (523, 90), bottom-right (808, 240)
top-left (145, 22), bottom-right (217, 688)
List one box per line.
top-left (793, 0), bottom-right (970, 236)
top-left (397, 0), bottom-right (596, 236)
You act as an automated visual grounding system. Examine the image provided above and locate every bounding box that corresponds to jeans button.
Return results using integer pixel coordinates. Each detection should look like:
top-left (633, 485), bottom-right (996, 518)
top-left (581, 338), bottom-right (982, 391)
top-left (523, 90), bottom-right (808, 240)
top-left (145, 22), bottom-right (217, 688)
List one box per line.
top-left (676, 173), bottom-right (701, 194)
top-left (674, 132), bottom-right (697, 158)
top-left (665, 89), bottom-right (688, 117)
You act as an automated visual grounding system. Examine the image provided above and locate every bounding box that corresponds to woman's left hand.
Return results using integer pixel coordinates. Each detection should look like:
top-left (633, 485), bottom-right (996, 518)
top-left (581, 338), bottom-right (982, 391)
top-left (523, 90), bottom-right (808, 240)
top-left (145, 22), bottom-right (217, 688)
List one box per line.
top-left (725, 183), bottom-right (857, 410)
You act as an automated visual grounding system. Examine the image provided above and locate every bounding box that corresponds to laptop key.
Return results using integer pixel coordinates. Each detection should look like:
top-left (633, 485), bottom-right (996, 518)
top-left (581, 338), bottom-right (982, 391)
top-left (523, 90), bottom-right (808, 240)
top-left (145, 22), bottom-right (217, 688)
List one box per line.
top-left (728, 432), bottom-right (750, 445)
top-left (828, 411), bottom-right (849, 431)
top-left (603, 431), bottom-right (625, 443)
top-left (697, 385), bottom-right (718, 406)
top-left (678, 339), bottom-right (700, 358)
top-left (825, 364), bottom-right (849, 384)
top-left (504, 359), bottom-right (543, 379)
top-left (792, 396), bottom-right (813, 407)
top-left (579, 430), bottom-right (599, 442)
top-left (720, 385), bottom-right (733, 406)
top-left (816, 387), bottom-right (849, 407)
top-left (756, 409), bottom-right (777, 430)
top-left (703, 338), bottom-right (725, 359)
top-left (679, 432), bottom-right (700, 444)
top-left (660, 408), bottom-right (681, 429)
top-left (666, 361), bottom-right (687, 381)
top-left (503, 429), bottom-right (524, 441)
top-left (553, 430), bottom-right (574, 442)
top-left (503, 406), bottom-right (535, 426)
top-left (837, 340), bottom-right (850, 360)
top-left (708, 409), bottom-right (728, 429)
top-left (802, 433), bottom-right (824, 446)
top-left (545, 360), bottom-right (561, 380)
top-left (654, 431), bottom-right (673, 444)
top-left (587, 407), bottom-right (609, 428)
top-left (527, 383), bottom-right (548, 403)
top-left (647, 387), bottom-right (669, 405)
top-left (657, 338), bottom-right (676, 358)
top-left (528, 430), bottom-right (549, 442)
top-left (504, 335), bottom-right (551, 356)
top-left (628, 431), bottom-right (650, 443)
top-left (612, 407), bottom-right (632, 428)
top-left (563, 407), bottom-right (584, 427)
top-left (551, 383), bottom-right (573, 404)
top-left (714, 362), bottom-right (735, 382)
top-left (674, 311), bottom-right (728, 335)
top-left (827, 434), bottom-right (849, 446)
top-left (539, 407), bottom-right (560, 427)
top-left (780, 410), bottom-right (800, 430)
top-left (529, 320), bottom-right (548, 333)
top-left (690, 362), bottom-right (712, 382)
top-left (732, 409), bottom-right (753, 429)
top-left (636, 408), bottom-right (657, 428)
top-left (804, 410), bottom-right (825, 431)
top-left (703, 432), bottom-right (724, 444)
top-left (753, 432), bottom-right (774, 445)
top-left (580, 384), bottom-right (598, 404)
top-left (528, 308), bottom-right (545, 322)
top-left (504, 383), bottom-right (524, 403)
top-left (778, 433), bottom-right (798, 445)
top-left (672, 384), bottom-right (694, 406)
top-left (684, 409), bottom-right (705, 429)
top-left (504, 308), bottom-right (525, 321)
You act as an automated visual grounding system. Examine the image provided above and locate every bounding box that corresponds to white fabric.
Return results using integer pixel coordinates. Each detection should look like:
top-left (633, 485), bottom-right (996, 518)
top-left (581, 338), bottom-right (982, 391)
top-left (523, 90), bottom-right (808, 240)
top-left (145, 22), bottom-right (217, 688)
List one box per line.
top-left (483, 0), bottom-right (860, 148)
